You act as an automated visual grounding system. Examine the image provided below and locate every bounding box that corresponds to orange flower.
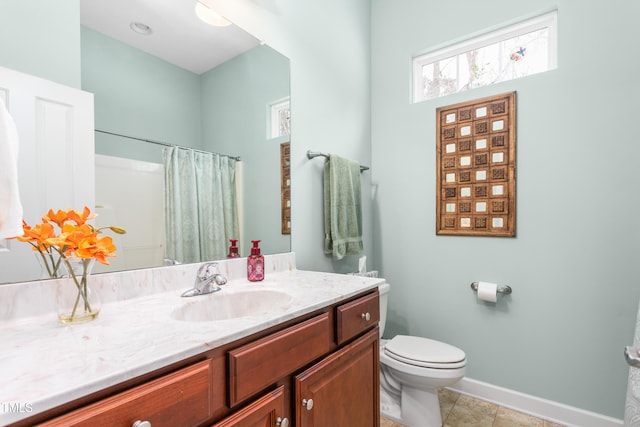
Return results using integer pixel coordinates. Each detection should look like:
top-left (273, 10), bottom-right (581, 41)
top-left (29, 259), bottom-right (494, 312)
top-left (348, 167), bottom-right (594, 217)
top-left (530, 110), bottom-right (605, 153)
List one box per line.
top-left (47, 223), bottom-right (118, 265)
top-left (15, 221), bottom-right (56, 251)
top-left (67, 206), bottom-right (96, 226)
top-left (43, 209), bottom-right (69, 228)
top-left (48, 224), bottom-right (89, 254)
top-left (79, 235), bottom-right (116, 265)
top-left (13, 206), bottom-right (125, 271)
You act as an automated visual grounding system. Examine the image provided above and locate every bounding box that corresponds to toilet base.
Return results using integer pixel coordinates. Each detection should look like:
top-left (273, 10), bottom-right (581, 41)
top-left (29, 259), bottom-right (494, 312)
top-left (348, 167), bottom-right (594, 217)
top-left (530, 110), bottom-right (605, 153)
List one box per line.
top-left (401, 385), bottom-right (442, 427)
top-left (380, 384), bottom-right (443, 427)
top-left (380, 382), bottom-right (402, 419)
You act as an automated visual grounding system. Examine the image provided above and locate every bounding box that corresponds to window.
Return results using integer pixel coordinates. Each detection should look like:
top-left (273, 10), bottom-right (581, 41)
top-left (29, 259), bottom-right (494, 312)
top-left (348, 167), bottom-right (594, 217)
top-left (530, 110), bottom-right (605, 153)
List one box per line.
top-left (269, 98), bottom-right (291, 139)
top-left (413, 10), bottom-right (557, 103)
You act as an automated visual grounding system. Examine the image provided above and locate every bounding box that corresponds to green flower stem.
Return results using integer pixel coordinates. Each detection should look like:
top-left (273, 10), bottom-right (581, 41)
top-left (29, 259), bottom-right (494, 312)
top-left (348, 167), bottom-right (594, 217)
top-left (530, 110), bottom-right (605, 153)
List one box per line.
top-left (62, 257), bottom-right (93, 318)
top-left (37, 248), bottom-right (55, 278)
top-left (31, 244), bottom-right (65, 278)
top-left (50, 251), bottom-right (63, 277)
top-left (31, 244), bottom-right (55, 278)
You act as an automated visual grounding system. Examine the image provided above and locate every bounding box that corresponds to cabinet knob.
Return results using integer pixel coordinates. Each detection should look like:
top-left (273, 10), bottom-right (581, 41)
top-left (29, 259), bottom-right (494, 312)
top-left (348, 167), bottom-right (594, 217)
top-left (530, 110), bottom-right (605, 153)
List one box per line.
top-left (132, 421), bottom-right (151, 427)
top-left (361, 312), bottom-right (371, 321)
top-left (302, 398), bottom-right (314, 410)
top-left (276, 416), bottom-right (290, 427)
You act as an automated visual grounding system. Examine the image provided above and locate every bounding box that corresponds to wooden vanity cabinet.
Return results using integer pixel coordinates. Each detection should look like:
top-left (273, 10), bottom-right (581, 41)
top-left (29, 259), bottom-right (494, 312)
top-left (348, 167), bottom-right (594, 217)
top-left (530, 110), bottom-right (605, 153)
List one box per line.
top-left (216, 289), bottom-right (380, 427)
top-left (25, 289), bottom-right (379, 427)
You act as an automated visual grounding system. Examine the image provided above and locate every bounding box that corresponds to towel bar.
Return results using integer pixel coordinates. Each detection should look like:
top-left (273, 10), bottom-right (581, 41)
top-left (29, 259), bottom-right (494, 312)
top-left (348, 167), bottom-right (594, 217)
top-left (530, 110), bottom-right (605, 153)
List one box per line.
top-left (470, 281), bottom-right (512, 295)
top-left (625, 346), bottom-right (640, 368)
top-left (307, 150), bottom-right (369, 171)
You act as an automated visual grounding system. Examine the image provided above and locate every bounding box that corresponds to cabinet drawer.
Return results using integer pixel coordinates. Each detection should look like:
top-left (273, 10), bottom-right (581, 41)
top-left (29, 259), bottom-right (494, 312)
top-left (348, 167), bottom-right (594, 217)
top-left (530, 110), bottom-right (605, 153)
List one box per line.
top-left (38, 360), bottom-right (213, 427)
top-left (229, 313), bottom-right (331, 407)
top-left (212, 385), bottom-right (286, 427)
top-left (336, 291), bottom-right (379, 345)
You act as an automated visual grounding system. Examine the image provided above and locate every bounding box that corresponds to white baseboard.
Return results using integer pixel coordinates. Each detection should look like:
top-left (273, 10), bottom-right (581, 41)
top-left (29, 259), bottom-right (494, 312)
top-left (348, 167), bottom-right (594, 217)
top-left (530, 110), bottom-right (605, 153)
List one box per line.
top-left (447, 377), bottom-right (623, 427)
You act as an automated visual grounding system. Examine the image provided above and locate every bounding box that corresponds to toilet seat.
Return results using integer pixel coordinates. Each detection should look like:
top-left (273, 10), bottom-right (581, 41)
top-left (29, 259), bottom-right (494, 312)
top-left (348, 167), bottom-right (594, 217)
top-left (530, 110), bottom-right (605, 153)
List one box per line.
top-left (384, 335), bottom-right (466, 369)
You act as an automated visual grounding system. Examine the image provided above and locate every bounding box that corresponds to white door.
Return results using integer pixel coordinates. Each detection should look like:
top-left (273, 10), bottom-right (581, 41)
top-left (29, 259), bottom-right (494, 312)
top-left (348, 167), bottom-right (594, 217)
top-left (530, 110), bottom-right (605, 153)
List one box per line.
top-left (0, 65), bottom-right (94, 284)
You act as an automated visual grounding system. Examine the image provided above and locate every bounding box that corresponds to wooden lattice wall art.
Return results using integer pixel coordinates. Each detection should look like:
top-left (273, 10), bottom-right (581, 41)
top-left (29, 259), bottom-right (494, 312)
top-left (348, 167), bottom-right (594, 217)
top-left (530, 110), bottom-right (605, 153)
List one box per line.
top-left (436, 92), bottom-right (516, 237)
top-left (280, 141), bottom-right (291, 234)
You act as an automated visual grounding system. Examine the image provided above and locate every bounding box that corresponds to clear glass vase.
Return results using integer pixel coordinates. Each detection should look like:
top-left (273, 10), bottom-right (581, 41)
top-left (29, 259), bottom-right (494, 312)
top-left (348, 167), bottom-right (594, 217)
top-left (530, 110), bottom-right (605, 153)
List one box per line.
top-left (35, 250), bottom-right (64, 279)
top-left (56, 256), bottom-right (101, 324)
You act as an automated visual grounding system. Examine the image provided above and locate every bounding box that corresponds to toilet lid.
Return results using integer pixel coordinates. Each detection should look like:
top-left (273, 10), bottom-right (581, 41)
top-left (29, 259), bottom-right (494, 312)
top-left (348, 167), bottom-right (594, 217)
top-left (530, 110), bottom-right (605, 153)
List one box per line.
top-left (384, 335), bottom-right (466, 369)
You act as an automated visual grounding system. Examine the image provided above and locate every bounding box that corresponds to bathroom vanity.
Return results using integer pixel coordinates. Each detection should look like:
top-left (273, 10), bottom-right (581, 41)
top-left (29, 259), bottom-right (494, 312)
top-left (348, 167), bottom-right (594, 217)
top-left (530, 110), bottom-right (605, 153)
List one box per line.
top-left (0, 254), bottom-right (382, 427)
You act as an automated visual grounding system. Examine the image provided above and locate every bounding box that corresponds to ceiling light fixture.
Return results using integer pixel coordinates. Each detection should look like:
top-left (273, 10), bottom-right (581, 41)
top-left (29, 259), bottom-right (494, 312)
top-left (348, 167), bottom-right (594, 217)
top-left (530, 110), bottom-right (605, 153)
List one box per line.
top-left (130, 21), bottom-right (153, 35)
top-left (195, 1), bottom-right (232, 27)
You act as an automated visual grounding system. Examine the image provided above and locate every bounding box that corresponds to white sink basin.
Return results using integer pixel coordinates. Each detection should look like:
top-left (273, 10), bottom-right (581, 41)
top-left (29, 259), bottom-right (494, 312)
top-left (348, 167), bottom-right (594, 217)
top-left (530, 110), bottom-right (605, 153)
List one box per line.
top-left (171, 289), bottom-right (294, 321)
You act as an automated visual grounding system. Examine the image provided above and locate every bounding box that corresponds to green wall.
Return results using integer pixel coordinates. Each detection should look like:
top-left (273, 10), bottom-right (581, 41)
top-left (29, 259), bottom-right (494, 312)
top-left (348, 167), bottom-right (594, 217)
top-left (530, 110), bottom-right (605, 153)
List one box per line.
top-left (0, 0), bottom-right (81, 88)
top-left (220, 0), bottom-right (374, 274)
top-left (81, 27), bottom-right (202, 163)
top-left (371, 0), bottom-right (640, 419)
top-left (81, 27), bottom-right (290, 254)
top-left (201, 45), bottom-right (290, 255)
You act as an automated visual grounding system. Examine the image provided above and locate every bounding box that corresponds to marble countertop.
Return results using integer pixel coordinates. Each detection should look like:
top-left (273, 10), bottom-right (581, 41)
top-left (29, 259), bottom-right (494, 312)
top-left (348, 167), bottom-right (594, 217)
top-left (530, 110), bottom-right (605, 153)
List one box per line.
top-left (0, 254), bottom-right (384, 425)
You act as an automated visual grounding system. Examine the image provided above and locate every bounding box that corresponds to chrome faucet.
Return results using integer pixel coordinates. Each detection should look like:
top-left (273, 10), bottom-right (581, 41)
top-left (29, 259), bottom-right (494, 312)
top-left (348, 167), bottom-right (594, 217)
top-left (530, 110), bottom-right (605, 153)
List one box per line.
top-left (181, 263), bottom-right (228, 297)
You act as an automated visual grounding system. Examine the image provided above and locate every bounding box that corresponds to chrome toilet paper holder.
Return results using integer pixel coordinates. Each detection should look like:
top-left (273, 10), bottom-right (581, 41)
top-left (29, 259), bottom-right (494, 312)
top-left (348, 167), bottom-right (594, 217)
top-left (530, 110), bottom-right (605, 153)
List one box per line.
top-left (470, 282), bottom-right (512, 295)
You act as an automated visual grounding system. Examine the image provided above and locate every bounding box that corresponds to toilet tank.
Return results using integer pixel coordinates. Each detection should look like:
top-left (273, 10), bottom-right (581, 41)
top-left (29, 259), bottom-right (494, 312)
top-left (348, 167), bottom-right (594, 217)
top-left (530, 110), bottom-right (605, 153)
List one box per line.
top-left (378, 282), bottom-right (390, 338)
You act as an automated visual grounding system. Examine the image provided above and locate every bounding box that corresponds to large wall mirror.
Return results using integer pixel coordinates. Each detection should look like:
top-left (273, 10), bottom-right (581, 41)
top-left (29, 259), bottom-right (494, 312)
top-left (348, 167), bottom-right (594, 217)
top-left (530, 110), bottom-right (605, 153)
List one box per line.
top-left (0, 0), bottom-right (291, 284)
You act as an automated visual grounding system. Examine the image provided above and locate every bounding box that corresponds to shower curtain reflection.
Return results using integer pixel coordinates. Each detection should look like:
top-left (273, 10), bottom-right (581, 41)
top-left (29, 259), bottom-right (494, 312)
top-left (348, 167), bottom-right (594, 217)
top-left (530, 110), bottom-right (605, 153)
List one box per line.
top-left (163, 147), bottom-right (239, 264)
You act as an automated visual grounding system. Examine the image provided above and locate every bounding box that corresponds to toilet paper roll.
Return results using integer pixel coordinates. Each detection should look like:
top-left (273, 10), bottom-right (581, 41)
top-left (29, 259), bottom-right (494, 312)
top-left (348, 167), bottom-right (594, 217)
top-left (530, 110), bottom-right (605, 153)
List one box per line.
top-left (477, 281), bottom-right (498, 302)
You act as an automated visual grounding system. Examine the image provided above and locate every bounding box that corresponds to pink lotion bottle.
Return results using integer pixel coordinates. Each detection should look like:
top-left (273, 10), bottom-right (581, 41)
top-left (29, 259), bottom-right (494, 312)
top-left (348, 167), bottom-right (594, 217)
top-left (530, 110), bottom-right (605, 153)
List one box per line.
top-left (227, 239), bottom-right (240, 258)
top-left (247, 240), bottom-right (264, 282)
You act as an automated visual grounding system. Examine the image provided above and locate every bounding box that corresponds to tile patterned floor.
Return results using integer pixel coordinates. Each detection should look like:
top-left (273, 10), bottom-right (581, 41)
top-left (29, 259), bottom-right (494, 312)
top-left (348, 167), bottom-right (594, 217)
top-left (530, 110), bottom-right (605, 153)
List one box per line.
top-left (380, 389), bottom-right (567, 427)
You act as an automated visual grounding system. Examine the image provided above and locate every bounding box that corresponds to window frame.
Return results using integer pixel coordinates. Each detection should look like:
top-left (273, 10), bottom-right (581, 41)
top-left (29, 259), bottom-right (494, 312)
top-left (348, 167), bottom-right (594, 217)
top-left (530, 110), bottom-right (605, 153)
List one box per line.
top-left (268, 97), bottom-right (291, 139)
top-left (412, 10), bottom-right (557, 103)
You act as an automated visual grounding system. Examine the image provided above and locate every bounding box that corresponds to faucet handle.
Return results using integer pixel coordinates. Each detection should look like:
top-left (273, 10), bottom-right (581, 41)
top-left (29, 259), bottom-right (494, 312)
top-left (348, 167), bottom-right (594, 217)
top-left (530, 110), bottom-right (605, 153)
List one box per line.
top-left (197, 262), bottom-right (219, 280)
top-left (182, 263), bottom-right (227, 297)
top-left (195, 263), bottom-right (227, 292)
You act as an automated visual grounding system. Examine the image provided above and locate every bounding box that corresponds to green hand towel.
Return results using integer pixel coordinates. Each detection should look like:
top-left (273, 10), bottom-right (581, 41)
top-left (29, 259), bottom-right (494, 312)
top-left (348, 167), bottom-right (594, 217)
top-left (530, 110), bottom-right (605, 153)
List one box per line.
top-left (323, 154), bottom-right (363, 260)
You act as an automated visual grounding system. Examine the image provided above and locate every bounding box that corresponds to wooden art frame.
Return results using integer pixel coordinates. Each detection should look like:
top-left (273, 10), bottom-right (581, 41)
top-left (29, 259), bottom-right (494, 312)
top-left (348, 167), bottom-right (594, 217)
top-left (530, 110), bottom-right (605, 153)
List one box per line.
top-left (436, 92), bottom-right (516, 237)
top-left (280, 141), bottom-right (291, 234)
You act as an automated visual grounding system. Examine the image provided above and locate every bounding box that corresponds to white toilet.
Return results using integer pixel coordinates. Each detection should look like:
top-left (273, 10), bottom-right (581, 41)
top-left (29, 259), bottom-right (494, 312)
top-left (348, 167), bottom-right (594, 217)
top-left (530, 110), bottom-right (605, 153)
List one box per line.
top-left (378, 282), bottom-right (466, 427)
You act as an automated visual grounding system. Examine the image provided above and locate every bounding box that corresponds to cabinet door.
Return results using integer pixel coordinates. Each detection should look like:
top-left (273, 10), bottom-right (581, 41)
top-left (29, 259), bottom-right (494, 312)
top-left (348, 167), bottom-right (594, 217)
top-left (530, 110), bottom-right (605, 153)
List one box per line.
top-left (212, 385), bottom-right (287, 427)
top-left (295, 328), bottom-right (379, 427)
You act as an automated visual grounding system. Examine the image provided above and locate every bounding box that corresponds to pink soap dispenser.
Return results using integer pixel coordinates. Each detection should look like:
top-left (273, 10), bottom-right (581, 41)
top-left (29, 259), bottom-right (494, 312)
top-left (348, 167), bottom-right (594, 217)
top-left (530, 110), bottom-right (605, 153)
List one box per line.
top-left (247, 240), bottom-right (264, 282)
top-left (227, 239), bottom-right (240, 258)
